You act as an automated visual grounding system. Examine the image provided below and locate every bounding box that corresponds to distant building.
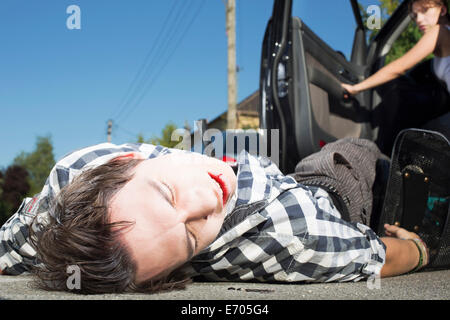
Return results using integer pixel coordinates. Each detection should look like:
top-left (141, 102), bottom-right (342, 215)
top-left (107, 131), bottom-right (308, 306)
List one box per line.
top-left (206, 90), bottom-right (259, 130)
top-left (189, 90), bottom-right (260, 152)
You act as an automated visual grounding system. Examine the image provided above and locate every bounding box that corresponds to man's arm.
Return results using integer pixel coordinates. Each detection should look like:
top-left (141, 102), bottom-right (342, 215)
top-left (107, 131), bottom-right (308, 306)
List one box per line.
top-left (0, 196), bottom-right (41, 275)
top-left (380, 224), bottom-right (426, 278)
top-left (380, 237), bottom-right (420, 277)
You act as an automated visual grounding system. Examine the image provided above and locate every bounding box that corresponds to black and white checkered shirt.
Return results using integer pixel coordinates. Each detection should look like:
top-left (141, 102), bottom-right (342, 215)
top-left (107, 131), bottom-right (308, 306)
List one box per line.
top-left (0, 142), bottom-right (386, 282)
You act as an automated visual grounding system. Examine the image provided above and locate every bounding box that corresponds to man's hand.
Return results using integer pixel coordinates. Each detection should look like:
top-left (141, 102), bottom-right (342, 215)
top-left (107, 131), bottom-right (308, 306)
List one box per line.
top-left (383, 223), bottom-right (420, 240)
top-left (380, 224), bottom-right (427, 278)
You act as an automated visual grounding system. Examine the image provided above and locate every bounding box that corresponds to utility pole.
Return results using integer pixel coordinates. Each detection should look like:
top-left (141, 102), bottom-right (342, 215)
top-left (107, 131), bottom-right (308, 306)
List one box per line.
top-left (107, 119), bottom-right (112, 143)
top-left (225, 0), bottom-right (237, 130)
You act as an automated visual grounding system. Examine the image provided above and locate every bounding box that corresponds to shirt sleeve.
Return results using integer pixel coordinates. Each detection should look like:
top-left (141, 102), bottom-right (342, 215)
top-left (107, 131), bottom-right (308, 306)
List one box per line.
top-left (269, 187), bottom-right (386, 283)
top-left (0, 196), bottom-right (40, 274)
top-left (0, 161), bottom-right (65, 275)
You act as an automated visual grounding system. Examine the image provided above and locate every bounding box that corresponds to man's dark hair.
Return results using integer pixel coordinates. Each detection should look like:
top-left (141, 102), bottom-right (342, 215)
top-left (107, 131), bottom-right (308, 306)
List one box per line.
top-left (30, 157), bottom-right (190, 294)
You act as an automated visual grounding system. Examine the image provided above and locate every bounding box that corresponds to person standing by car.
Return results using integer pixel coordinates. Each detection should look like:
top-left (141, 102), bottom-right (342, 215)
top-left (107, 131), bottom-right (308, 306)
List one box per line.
top-left (342, 0), bottom-right (450, 154)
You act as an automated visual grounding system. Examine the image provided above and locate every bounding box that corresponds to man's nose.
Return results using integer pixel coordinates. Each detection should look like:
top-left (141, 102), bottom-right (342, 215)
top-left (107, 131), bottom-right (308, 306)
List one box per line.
top-left (179, 187), bottom-right (220, 222)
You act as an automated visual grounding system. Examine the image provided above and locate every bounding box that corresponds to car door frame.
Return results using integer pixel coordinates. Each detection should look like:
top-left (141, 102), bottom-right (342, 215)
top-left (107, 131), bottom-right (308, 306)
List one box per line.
top-left (259, 0), bottom-right (413, 173)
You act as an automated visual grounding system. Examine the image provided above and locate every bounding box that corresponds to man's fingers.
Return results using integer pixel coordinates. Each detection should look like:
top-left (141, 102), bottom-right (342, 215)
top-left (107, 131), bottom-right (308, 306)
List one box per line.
top-left (384, 223), bottom-right (400, 236)
top-left (384, 223), bottom-right (398, 232)
top-left (384, 224), bottom-right (420, 240)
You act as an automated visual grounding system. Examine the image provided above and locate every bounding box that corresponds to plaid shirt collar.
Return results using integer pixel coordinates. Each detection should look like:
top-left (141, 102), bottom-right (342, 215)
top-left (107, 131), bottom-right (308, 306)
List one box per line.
top-left (195, 149), bottom-right (299, 257)
top-left (222, 149), bottom-right (299, 218)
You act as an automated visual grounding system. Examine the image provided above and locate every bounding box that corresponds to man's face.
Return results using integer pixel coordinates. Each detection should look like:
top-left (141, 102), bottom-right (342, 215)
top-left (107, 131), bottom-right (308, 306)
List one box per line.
top-left (109, 152), bottom-right (237, 283)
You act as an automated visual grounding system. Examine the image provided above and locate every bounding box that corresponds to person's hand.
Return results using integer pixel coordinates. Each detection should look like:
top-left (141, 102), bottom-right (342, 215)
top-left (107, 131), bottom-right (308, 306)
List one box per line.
top-left (341, 83), bottom-right (360, 98)
top-left (384, 223), bottom-right (420, 240)
top-left (381, 224), bottom-right (430, 275)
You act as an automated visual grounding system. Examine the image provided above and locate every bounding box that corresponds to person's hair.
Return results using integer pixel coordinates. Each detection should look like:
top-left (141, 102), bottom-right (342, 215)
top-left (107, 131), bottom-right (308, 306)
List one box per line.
top-left (409, 0), bottom-right (450, 22)
top-left (30, 157), bottom-right (191, 294)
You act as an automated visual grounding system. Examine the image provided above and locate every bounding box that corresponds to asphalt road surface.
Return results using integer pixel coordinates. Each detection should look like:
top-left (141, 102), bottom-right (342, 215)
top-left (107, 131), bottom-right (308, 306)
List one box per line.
top-left (0, 269), bottom-right (448, 300)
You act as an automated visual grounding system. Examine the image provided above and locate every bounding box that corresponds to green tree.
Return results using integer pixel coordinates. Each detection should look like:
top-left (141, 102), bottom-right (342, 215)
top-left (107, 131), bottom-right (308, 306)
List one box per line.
top-left (380, 0), bottom-right (423, 64)
top-left (137, 122), bottom-right (185, 148)
top-left (13, 135), bottom-right (56, 196)
top-left (149, 122), bottom-right (180, 148)
top-left (0, 165), bottom-right (30, 225)
top-left (0, 170), bottom-right (3, 199)
top-left (0, 200), bottom-right (12, 226)
top-left (0, 170), bottom-right (10, 225)
top-left (136, 133), bottom-right (145, 143)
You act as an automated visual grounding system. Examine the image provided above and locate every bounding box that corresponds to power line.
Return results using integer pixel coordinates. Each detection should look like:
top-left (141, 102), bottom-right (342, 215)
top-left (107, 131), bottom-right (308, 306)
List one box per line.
top-left (108, 0), bottom-right (207, 144)
top-left (117, 0), bottom-right (206, 125)
top-left (109, 0), bottom-right (179, 122)
top-left (113, 3), bottom-right (191, 123)
top-left (114, 1), bottom-right (192, 124)
top-left (115, 124), bottom-right (141, 140)
top-left (113, 0), bottom-right (204, 126)
top-left (110, 0), bottom-right (184, 122)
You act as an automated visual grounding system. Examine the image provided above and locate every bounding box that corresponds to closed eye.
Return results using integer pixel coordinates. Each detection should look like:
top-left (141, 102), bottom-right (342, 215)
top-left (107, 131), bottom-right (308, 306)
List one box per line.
top-left (160, 181), bottom-right (175, 207)
top-left (186, 226), bottom-right (197, 258)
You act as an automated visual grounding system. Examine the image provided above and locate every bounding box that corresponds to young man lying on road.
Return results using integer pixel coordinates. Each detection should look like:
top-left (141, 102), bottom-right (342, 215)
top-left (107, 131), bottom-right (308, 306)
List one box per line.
top-left (0, 138), bottom-right (428, 293)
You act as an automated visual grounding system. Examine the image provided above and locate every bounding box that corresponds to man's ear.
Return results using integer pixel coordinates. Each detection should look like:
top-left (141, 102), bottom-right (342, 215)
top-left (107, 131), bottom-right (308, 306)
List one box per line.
top-left (113, 152), bottom-right (144, 161)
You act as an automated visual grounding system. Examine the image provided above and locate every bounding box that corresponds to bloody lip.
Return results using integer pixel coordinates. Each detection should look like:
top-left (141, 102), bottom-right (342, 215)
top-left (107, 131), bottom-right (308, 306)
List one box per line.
top-left (208, 172), bottom-right (229, 205)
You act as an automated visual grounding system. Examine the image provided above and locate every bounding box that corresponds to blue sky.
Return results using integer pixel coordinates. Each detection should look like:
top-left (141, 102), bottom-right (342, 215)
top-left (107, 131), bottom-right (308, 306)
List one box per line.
top-left (0, 0), bottom-right (378, 168)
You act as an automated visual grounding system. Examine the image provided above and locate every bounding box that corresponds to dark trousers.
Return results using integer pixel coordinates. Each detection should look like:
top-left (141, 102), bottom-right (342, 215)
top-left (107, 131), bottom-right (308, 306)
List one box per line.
top-left (290, 138), bottom-right (389, 228)
top-left (372, 78), bottom-right (449, 156)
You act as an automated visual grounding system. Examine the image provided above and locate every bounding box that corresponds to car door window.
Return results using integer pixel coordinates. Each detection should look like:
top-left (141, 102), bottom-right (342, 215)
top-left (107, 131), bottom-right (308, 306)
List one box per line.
top-left (359, 0), bottom-right (420, 65)
top-left (291, 1), bottom-right (357, 61)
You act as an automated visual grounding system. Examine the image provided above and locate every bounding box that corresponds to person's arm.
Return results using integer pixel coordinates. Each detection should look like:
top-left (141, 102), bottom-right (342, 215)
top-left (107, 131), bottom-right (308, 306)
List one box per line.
top-left (380, 224), bottom-right (428, 278)
top-left (0, 196), bottom-right (42, 275)
top-left (342, 24), bottom-right (440, 96)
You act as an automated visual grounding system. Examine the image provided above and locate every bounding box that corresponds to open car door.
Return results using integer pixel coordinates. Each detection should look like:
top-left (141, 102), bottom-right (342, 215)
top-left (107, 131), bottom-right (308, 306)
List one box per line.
top-left (259, 0), bottom-right (418, 174)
